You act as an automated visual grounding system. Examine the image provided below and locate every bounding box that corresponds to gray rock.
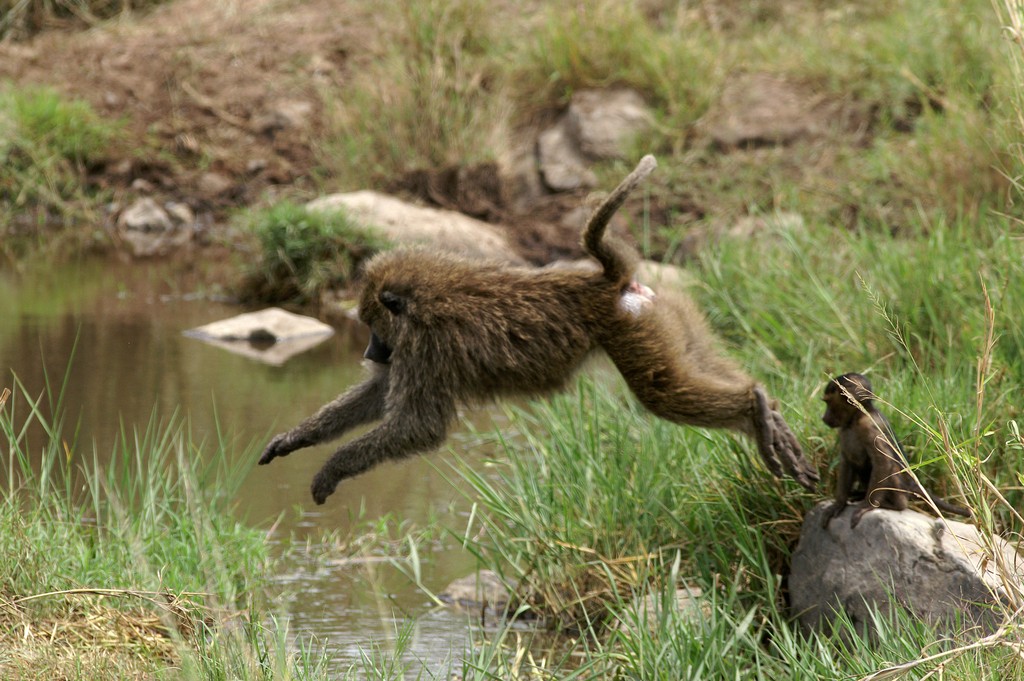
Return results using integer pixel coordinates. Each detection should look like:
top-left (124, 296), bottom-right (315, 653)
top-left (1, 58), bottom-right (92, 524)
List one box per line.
top-left (565, 88), bottom-right (654, 160)
top-left (118, 197), bottom-right (172, 233)
top-left (308, 190), bottom-right (523, 263)
top-left (116, 197), bottom-right (193, 257)
top-left (615, 585), bottom-right (707, 637)
top-left (246, 158), bottom-right (268, 174)
top-left (183, 307), bottom-right (335, 366)
top-left (727, 211), bottom-right (804, 239)
top-left (503, 136), bottom-right (547, 211)
top-left (790, 501), bottom-right (1023, 636)
top-left (438, 570), bottom-right (511, 613)
top-left (254, 98), bottom-right (314, 135)
top-left (535, 87), bottom-right (654, 194)
top-left (669, 212), bottom-right (805, 260)
top-left (537, 121), bottom-right (597, 192)
top-left (698, 72), bottom-right (831, 148)
top-left (198, 171), bottom-right (234, 197)
top-left (130, 177), bottom-right (155, 193)
top-left (165, 201), bottom-right (195, 226)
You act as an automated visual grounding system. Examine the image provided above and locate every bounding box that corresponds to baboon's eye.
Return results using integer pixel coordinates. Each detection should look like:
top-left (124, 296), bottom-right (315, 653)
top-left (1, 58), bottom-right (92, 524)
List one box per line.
top-left (380, 291), bottom-right (406, 315)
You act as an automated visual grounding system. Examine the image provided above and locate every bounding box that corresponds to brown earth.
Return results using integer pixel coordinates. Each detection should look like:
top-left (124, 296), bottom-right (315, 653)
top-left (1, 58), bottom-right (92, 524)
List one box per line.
top-left (1, 0), bottom-right (357, 212)
top-left (3, 0), bottom-right (878, 269)
top-left (0, 0), bottom-right (614, 263)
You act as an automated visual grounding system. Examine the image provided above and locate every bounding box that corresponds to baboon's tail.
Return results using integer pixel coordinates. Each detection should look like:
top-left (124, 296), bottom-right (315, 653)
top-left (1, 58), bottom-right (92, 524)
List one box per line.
top-left (582, 154), bottom-right (657, 283)
top-left (908, 480), bottom-right (972, 518)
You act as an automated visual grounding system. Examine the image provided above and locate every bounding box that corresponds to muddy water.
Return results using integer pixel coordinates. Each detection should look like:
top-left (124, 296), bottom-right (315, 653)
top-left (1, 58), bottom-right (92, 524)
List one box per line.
top-left (0, 257), bottom-right (507, 672)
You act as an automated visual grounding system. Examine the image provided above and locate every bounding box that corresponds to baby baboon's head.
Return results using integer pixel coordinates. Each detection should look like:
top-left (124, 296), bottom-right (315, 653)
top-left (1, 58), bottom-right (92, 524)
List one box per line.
top-left (822, 372), bottom-right (873, 428)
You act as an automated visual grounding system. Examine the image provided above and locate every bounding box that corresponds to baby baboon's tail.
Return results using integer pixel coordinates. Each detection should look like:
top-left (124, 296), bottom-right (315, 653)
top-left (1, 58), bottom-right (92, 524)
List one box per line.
top-left (581, 154), bottom-right (657, 284)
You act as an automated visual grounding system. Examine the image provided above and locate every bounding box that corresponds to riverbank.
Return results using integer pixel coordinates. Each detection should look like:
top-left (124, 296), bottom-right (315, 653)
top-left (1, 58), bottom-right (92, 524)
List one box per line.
top-left (2, 0), bottom-right (1022, 271)
top-left (4, 210), bottom-right (1024, 679)
top-left (0, 379), bottom-right (302, 678)
top-left (3, 0), bottom-right (1024, 678)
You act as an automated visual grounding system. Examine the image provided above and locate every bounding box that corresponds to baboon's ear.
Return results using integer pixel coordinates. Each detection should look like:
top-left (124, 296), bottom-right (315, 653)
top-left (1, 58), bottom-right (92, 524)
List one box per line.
top-left (380, 290), bottom-right (407, 315)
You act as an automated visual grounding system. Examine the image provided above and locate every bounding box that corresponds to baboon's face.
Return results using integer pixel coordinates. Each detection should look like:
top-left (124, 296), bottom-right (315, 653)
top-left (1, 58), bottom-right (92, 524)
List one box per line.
top-left (821, 374), bottom-right (872, 428)
top-left (357, 270), bottom-right (412, 366)
top-left (821, 388), bottom-right (851, 429)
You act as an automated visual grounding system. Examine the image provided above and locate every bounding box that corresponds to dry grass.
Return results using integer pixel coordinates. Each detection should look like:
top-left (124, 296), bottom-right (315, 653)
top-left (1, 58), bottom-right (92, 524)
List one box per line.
top-left (0, 587), bottom-right (242, 679)
top-left (0, 0), bottom-right (167, 40)
top-left (1, 591), bottom-right (174, 678)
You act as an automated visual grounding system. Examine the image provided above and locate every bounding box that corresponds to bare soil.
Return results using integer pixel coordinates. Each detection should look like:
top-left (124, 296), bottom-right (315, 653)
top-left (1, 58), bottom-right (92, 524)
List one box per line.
top-left (0, 0), bottom-right (362, 214)
top-left (0, 0), bottom-right (607, 263)
top-left (3, 0), bottom-right (895, 270)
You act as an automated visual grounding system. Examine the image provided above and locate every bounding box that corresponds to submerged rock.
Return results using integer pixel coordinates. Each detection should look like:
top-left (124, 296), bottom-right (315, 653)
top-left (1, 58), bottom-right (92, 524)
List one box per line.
top-left (184, 307), bottom-right (334, 366)
top-left (438, 570), bottom-right (512, 627)
top-left (438, 569), bottom-right (511, 612)
top-left (116, 197), bottom-right (194, 257)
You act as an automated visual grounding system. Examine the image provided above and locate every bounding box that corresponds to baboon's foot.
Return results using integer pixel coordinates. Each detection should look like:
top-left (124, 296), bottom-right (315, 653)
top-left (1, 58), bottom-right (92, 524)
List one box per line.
top-left (850, 504), bottom-right (872, 529)
top-left (769, 410), bottom-right (819, 491)
top-left (820, 500), bottom-right (846, 529)
top-left (751, 387), bottom-right (818, 491)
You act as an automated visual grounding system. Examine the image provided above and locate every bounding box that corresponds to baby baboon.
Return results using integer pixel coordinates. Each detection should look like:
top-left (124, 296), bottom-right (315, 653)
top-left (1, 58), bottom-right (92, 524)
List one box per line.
top-left (259, 155), bottom-right (819, 505)
top-left (820, 372), bottom-right (971, 529)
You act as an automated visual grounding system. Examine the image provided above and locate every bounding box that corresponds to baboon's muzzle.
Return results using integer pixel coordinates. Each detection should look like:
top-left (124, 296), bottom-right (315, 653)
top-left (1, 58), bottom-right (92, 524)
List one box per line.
top-left (364, 331), bottom-right (393, 364)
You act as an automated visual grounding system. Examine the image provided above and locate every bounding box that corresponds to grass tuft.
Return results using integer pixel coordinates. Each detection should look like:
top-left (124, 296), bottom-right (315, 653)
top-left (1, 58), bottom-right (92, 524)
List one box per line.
top-left (0, 0), bottom-right (168, 40)
top-left (0, 86), bottom-right (120, 260)
top-left (235, 200), bottom-right (390, 306)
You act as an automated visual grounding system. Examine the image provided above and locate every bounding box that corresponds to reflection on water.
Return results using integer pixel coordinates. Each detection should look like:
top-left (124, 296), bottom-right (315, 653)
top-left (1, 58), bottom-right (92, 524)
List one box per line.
top-left (0, 257), bottom-right (506, 672)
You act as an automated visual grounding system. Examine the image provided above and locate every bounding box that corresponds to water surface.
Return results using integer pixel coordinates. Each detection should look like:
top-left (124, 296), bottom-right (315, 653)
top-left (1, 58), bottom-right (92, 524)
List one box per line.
top-left (0, 257), bottom-right (504, 672)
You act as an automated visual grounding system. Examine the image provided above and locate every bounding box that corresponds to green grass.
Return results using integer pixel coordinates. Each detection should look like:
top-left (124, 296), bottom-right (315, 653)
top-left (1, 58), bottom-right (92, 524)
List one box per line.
top-left (235, 200), bottom-right (390, 305)
top-left (318, 0), bottom-right (509, 188)
top-left (10, 212), bottom-right (1018, 679)
top-left (320, 0), bottom-right (1019, 240)
top-left (512, 1), bottom-right (722, 124)
top-left (0, 369), bottom-right (335, 679)
top-left (437, 208), bottom-right (1024, 678)
top-left (0, 86), bottom-right (120, 261)
top-left (6, 0), bottom-right (1024, 677)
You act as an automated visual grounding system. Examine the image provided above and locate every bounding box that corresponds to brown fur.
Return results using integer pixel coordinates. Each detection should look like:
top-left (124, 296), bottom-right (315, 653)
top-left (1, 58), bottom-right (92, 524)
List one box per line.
top-left (820, 373), bottom-right (971, 529)
top-left (259, 155), bottom-right (819, 504)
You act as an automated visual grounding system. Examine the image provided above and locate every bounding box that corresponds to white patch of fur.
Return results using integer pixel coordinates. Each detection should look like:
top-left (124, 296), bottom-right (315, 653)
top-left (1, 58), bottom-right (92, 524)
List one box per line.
top-left (619, 281), bottom-right (656, 317)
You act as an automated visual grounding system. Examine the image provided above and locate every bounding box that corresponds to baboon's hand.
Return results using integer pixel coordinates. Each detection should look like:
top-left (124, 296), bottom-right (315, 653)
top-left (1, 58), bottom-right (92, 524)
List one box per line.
top-left (311, 470), bottom-right (338, 505)
top-left (258, 433), bottom-right (293, 466)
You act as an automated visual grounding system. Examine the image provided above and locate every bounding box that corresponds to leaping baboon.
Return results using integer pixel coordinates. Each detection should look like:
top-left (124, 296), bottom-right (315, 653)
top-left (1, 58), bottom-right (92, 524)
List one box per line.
top-left (259, 155), bottom-right (819, 504)
top-left (820, 372), bottom-right (971, 529)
